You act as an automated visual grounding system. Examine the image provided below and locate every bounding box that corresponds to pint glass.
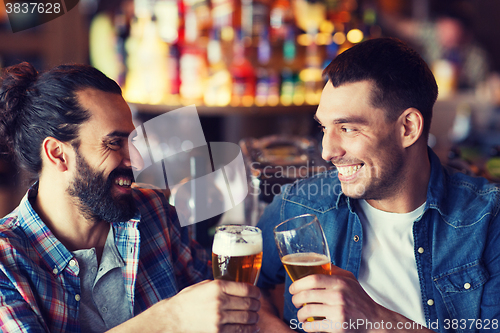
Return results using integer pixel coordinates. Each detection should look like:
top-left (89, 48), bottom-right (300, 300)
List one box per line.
top-left (274, 214), bottom-right (331, 322)
top-left (212, 225), bottom-right (263, 285)
top-left (274, 214), bottom-right (332, 281)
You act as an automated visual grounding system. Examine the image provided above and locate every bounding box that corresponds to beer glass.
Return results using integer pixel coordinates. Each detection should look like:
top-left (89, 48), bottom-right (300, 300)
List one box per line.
top-left (274, 214), bottom-right (331, 281)
top-left (212, 225), bottom-right (263, 285)
top-left (274, 214), bottom-right (331, 322)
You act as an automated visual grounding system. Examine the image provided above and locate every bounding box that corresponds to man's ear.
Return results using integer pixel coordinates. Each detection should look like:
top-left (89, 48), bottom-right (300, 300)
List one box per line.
top-left (399, 108), bottom-right (424, 148)
top-left (41, 137), bottom-right (71, 172)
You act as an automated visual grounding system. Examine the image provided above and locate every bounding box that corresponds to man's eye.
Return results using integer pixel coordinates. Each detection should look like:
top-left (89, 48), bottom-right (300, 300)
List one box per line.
top-left (342, 127), bottom-right (355, 133)
top-left (318, 125), bottom-right (326, 132)
top-left (107, 140), bottom-right (122, 149)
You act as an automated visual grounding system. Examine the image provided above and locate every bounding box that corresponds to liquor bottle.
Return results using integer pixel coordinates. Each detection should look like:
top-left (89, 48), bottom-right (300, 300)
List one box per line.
top-left (115, 9), bottom-right (131, 87)
top-left (204, 29), bottom-right (232, 106)
top-left (89, 11), bottom-right (121, 83)
top-left (166, 44), bottom-right (181, 105)
top-left (123, 14), bottom-right (169, 104)
top-left (179, 3), bottom-right (208, 105)
top-left (255, 28), bottom-right (271, 106)
top-left (299, 27), bottom-right (323, 105)
top-left (269, 0), bottom-right (293, 42)
top-left (280, 68), bottom-right (294, 106)
top-left (212, 0), bottom-right (237, 41)
top-left (179, 45), bottom-right (208, 105)
top-left (283, 25), bottom-right (296, 64)
top-left (230, 30), bottom-right (256, 106)
top-left (252, 0), bottom-right (270, 40)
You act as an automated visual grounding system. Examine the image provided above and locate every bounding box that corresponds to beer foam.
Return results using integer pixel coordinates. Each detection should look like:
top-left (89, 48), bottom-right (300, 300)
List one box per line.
top-left (212, 233), bottom-right (263, 256)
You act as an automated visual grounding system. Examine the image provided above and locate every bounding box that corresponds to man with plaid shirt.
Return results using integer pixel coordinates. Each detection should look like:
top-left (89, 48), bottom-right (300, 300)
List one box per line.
top-left (0, 62), bottom-right (260, 333)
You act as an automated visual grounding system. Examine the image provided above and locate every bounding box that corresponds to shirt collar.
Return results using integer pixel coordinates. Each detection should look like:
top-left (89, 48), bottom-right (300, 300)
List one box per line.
top-left (425, 147), bottom-right (447, 210)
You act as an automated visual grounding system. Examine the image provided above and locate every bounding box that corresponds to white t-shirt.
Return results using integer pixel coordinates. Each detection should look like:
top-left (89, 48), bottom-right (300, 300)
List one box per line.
top-left (357, 199), bottom-right (426, 326)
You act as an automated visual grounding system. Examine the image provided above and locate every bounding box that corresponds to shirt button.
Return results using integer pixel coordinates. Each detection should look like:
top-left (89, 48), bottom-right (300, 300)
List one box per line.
top-left (52, 268), bottom-right (59, 275)
top-left (427, 299), bottom-right (434, 306)
top-left (418, 247), bottom-right (424, 254)
top-left (75, 294), bottom-right (81, 301)
top-left (102, 307), bottom-right (108, 313)
top-left (464, 283), bottom-right (471, 290)
top-left (91, 267), bottom-right (97, 274)
top-left (69, 260), bottom-right (76, 267)
top-left (353, 235), bottom-right (360, 242)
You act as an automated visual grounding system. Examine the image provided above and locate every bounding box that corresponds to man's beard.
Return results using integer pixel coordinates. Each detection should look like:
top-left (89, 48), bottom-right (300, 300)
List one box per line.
top-left (67, 151), bottom-right (136, 223)
top-left (338, 135), bottom-right (406, 201)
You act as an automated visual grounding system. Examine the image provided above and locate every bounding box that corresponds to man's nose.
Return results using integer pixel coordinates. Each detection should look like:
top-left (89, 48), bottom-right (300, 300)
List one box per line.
top-left (124, 143), bottom-right (144, 171)
top-left (321, 130), bottom-right (345, 162)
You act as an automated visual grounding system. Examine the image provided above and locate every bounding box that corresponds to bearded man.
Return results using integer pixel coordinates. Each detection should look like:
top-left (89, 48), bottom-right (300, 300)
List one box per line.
top-left (0, 63), bottom-right (260, 333)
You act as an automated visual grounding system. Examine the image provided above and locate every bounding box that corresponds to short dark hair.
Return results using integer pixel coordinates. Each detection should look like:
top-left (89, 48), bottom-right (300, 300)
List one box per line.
top-left (0, 62), bottom-right (122, 175)
top-left (323, 37), bottom-right (438, 136)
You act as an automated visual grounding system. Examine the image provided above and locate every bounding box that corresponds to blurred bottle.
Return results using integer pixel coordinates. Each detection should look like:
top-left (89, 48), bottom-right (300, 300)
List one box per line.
top-left (230, 30), bottom-right (256, 106)
top-left (293, 0), bottom-right (326, 33)
top-left (123, 14), bottom-right (170, 104)
top-left (299, 27), bottom-right (322, 105)
top-left (166, 44), bottom-right (181, 105)
top-left (179, 1), bottom-right (208, 105)
top-left (89, 11), bottom-right (121, 84)
top-left (212, 0), bottom-right (237, 42)
top-left (269, 0), bottom-right (293, 43)
top-left (115, 9), bottom-right (131, 86)
top-left (283, 25), bottom-right (297, 64)
top-left (255, 28), bottom-right (271, 106)
top-left (280, 68), bottom-right (294, 106)
top-left (251, 0), bottom-right (270, 41)
top-left (204, 29), bottom-right (233, 106)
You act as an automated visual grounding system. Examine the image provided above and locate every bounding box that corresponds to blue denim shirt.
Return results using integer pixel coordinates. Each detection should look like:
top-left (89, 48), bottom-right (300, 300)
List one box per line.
top-left (257, 148), bottom-right (500, 332)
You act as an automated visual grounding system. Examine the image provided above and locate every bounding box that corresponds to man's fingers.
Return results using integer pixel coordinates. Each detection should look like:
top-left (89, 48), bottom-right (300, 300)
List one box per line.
top-left (220, 324), bottom-right (260, 333)
top-left (296, 303), bottom-right (339, 323)
top-left (289, 274), bottom-right (333, 295)
top-left (292, 288), bottom-right (346, 308)
top-left (220, 310), bottom-right (260, 325)
top-left (218, 280), bottom-right (261, 299)
top-left (221, 294), bottom-right (261, 312)
top-left (290, 270), bottom-right (355, 295)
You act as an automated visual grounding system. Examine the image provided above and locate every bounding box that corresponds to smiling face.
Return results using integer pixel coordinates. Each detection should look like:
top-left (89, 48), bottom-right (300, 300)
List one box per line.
top-left (316, 80), bottom-right (407, 201)
top-left (67, 88), bottom-right (138, 222)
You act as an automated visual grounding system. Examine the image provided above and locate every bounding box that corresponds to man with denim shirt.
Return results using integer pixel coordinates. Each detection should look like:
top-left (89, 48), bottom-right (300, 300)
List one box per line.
top-left (256, 38), bottom-right (500, 332)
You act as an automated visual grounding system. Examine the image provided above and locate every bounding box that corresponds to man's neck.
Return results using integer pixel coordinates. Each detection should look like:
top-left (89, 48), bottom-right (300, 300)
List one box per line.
top-left (366, 145), bottom-right (431, 214)
top-left (33, 177), bottom-right (110, 254)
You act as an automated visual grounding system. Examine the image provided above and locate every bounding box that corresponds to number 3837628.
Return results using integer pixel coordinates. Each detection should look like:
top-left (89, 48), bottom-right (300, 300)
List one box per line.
top-left (5, 2), bottom-right (62, 14)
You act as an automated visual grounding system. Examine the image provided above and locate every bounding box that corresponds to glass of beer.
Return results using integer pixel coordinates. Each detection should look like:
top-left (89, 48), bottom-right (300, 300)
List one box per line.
top-left (274, 214), bottom-right (331, 321)
top-left (212, 225), bottom-right (263, 285)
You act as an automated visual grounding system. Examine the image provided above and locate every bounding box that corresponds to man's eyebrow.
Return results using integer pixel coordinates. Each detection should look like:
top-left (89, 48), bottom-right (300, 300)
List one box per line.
top-left (314, 114), bottom-right (369, 125)
top-left (332, 116), bottom-right (369, 125)
top-left (104, 131), bottom-right (130, 139)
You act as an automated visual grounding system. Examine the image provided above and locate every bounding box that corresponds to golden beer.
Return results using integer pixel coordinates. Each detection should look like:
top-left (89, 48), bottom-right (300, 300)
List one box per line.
top-left (212, 225), bottom-right (263, 285)
top-left (212, 251), bottom-right (263, 284)
top-left (281, 252), bottom-right (331, 282)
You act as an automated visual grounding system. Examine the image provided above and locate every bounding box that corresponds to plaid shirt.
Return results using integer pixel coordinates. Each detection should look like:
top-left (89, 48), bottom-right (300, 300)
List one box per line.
top-left (0, 186), bottom-right (212, 332)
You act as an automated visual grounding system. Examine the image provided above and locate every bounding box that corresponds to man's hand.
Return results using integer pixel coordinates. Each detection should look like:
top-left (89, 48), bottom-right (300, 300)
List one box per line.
top-left (162, 280), bottom-right (261, 333)
top-left (289, 267), bottom-right (432, 333)
top-left (108, 279), bottom-right (261, 333)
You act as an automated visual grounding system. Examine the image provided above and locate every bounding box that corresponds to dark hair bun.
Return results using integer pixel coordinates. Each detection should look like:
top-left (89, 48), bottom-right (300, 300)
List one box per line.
top-left (0, 62), bottom-right (38, 153)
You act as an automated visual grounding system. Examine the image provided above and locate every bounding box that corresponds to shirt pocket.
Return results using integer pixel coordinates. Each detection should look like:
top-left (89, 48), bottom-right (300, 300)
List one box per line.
top-left (433, 260), bottom-right (489, 326)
